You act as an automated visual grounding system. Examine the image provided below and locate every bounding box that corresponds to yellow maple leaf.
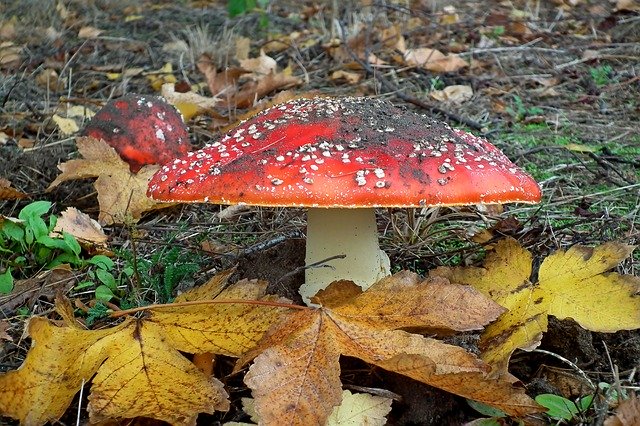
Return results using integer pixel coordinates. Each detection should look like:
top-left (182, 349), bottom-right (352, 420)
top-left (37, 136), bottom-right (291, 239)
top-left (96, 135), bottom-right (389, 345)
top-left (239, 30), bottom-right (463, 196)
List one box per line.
top-left (238, 271), bottom-right (540, 426)
top-left (46, 137), bottom-right (170, 225)
top-left (0, 277), bottom-right (290, 425)
top-left (432, 238), bottom-right (640, 373)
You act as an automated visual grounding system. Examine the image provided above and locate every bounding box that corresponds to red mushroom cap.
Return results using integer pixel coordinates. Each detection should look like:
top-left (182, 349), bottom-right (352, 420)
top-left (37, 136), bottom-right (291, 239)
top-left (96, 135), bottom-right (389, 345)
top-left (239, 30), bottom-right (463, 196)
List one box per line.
top-left (83, 94), bottom-right (190, 173)
top-left (147, 97), bottom-right (541, 207)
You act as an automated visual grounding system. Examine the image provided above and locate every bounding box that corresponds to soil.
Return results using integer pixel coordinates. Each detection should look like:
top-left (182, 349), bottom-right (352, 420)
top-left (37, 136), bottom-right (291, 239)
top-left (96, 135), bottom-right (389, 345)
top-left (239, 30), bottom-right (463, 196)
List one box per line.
top-left (1, 0), bottom-right (639, 425)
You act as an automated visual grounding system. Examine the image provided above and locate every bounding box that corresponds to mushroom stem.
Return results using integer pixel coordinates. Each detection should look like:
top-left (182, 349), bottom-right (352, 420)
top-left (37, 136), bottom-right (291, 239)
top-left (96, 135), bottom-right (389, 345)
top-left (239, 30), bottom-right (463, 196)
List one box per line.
top-left (302, 208), bottom-right (391, 304)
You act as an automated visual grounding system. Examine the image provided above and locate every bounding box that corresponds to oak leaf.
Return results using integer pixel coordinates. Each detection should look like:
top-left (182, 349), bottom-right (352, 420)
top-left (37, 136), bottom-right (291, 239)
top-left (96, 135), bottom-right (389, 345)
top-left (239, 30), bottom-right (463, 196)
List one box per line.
top-left (238, 272), bottom-right (540, 426)
top-left (46, 137), bottom-right (170, 225)
top-left (431, 238), bottom-right (640, 373)
top-left (0, 277), bottom-right (290, 425)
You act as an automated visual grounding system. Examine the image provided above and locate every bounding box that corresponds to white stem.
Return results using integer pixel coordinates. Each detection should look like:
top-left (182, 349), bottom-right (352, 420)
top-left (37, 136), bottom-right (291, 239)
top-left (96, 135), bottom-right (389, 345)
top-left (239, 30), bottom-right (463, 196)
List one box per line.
top-left (301, 208), bottom-right (391, 304)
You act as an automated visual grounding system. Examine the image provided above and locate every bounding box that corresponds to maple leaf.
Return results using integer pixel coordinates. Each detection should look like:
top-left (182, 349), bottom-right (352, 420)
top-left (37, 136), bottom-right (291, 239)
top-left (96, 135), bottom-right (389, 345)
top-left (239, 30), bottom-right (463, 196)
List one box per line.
top-left (0, 276), bottom-right (290, 425)
top-left (237, 271), bottom-right (540, 426)
top-left (432, 238), bottom-right (640, 374)
top-left (46, 137), bottom-right (170, 225)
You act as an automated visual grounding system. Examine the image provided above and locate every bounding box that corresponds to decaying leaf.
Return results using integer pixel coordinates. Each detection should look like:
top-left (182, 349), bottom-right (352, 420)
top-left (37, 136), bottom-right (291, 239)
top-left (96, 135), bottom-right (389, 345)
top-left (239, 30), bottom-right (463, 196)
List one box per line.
top-left (46, 137), bottom-right (170, 225)
top-left (52, 114), bottom-right (80, 135)
top-left (0, 178), bottom-right (27, 200)
top-left (239, 271), bottom-right (540, 426)
top-left (0, 276), bottom-right (290, 425)
top-left (403, 48), bottom-right (467, 73)
top-left (430, 85), bottom-right (474, 104)
top-left (605, 395), bottom-right (640, 426)
top-left (432, 238), bottom-right (640, 373)
top-left (326, 390), bottom-right (393, 426)
top-left (52, 207), bottom-right (108, 246)
top-left (161, 82), bottom-right (221, 121)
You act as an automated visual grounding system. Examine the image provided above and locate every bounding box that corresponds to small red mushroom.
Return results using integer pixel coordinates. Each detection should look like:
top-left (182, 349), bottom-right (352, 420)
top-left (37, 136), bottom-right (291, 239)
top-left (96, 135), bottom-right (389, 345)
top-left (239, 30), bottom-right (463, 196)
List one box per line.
top-left (147, 97), bottom-right (541, 303)
top-left (82, 94), bottom-right (190, 172)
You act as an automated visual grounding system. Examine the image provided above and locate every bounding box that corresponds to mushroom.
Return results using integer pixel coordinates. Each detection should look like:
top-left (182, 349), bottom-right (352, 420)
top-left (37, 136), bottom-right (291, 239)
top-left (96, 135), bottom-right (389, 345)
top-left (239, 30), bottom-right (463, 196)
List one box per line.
top-left (147, 97), bottom-right (541, 303)
top-left (83, 94), bottom-right (190, 172)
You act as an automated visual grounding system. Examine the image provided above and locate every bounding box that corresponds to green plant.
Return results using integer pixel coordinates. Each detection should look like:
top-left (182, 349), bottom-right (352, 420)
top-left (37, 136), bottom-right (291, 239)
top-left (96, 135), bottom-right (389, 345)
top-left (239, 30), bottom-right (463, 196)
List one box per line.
top-left (506, 95), bottom-right (543, 121)
top-left (429, 76), bottom-right (445, 91)
top-left (123, 244), bottom-right (202, 303)
top-left (589, 64), bottom-right (613, 86)
top-left (0, 201), bottom-right (117, 298)
top-left (227, 0), bottom-right (270, 29)
top-left (535, 393), bottom-right (594, 422)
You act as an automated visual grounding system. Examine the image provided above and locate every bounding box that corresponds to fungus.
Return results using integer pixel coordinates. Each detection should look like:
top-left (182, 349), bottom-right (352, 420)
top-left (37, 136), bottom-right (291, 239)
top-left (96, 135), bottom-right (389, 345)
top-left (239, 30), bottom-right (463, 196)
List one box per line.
top-left (147, 97), bottom-right (541, 303)
top-left (83, 94), bottom-right (190, 172)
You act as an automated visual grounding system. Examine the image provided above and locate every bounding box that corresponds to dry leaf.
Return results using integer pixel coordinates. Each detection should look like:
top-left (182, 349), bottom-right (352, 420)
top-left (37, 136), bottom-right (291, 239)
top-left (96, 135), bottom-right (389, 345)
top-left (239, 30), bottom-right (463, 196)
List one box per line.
top-left (0, 41), bottom-right (21, 66)
top-left (78, 26), bottom-right (103, 38)
top-left (0, 277), bottom-right (290, 425)
top-left (51, 114), bottom-right (79, 135)
top-left (326, 390), bottom-right (392, 426)
top-left (161, 83), bottom-right (220, 121)
top-left (0, 178), bottom-right (27, 200)
top-left (614, 0), bottom-right (640, 12)
top-left (330, 70), bottom-right (362, 84)
top-left (235, 37), bottom-right (251, 61)
top-left (0, 320), bottom-right (12, 342)
top-left (605, 395), bottom-right (640, 426)
top-left (430, 85), bottom-right (473, 104)
top-left (432, 238), bottom-right (640, 373)
top-left (404, 48), bottom-right (467, 73)
top-left (46, 137), bottom-right (169, 225)
top-left (146, 62), bottom-right (177, 91)
top-left (239, 272), bottom-right (539, 426)
top-left (52, 207), bottom-right (108, 245)
top-left (239, 51), bottom-right (277, 75)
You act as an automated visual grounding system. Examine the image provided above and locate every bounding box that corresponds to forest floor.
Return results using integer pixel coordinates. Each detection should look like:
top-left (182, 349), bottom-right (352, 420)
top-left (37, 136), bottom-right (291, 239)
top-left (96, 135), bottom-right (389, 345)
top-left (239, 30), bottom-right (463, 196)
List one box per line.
top-left (1, 0), bottom-right (639, 424)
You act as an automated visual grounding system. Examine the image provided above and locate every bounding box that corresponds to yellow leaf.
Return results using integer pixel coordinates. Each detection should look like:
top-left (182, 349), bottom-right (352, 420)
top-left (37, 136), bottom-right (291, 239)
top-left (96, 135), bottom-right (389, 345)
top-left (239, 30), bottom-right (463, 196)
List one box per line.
top-left (540, 243), bottom-right (640, 331)
top-left (51, 114), bottom-right (80, 135)
top-left (240, 272), bottom-right (540, 426)
top-left (326, 390), bottom-right (392, 426)
top-left (88, 320), bottom-right (229, 424)
top-left (147, 62), bottom-right (177, 91)
top-left (432, 238), bottom-right (640, 373)
top-left (0, 275), bottom-right (289, 425)
top-left (46, 137), bottom-right (169, 225)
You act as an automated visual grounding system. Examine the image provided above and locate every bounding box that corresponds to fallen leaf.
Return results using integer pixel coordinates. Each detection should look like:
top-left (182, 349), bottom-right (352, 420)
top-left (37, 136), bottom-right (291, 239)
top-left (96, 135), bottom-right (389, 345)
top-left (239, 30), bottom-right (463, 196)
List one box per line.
top-left (404, 48), bottom-right (467, 73)
top-left (430, 85), bottom-right (473, 104)
top-left (146, 62), bottom-right (177, 91)
top-left (0, 276), bottom-right (290, 425)
top-left (161, 83), bottom-right (220, 121)
top-left (239, 272), bottom-right (540, 426)
top-left (46, 137), bottom-right (170, 225)
top-left (0, 41), bottom-right (21, 66)
top-left (78, 26), bottom-right (102, 38)
top-left (614, 0), bottom-right (640, 12)
top-left (330, 70), bottom-right (362, 84)
top-left (51, 114), bottom-right (80, 135)
top-left (0, 320), bottom-right (12, 342)
top-left (52, 207), bottom-right (108, 246)
top-left (605, 395), bottom-right (640, 426)
top-left (0, 178), bottom-right (27, 200)
top-left (432, 238), bottom-right (640, 374)
top-left (239, 51), bottom-right (277, 75)
top-left (326, 390), bottom-right (393, 426)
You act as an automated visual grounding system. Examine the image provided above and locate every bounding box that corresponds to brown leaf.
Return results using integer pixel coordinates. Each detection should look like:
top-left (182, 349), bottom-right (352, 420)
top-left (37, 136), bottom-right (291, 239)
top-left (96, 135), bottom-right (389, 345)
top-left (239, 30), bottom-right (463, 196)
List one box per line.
top-left (46, 137), bottom-right (171, 225)
top-left (404, 48), bottom-right (467, 73)
top-left (52, 207), bottom-right (108, 246)
top-left (233, 71), bottom-right (302, 109)
top-left (0, 320), bottom-right (12, 342)
top-left (0, 266), bottom-right (75, 314)
top-left (240, 271), bottom-right (539, 426)
top-left (605, 396), bottom-right (640, 426)
top-left (0, 178), bottom-right (27, 200)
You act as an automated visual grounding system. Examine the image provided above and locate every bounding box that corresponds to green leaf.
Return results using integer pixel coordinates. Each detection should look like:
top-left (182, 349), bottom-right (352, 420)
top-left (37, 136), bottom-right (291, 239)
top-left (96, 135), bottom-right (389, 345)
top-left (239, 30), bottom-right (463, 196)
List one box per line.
top-left (96, 269), bottom-right (117, 289)
top-left (37, 235), bottom-right (71, 251)
top-left (535, 394), bottom-right (579, 421)
top-left (63, 232), bottom-right (81, 257)
top-left (467, 400), bottom-right (506, 418)
top-left (18, 201), bottom-right (51, 222)
top-left (95, 285), bottom-right (115, 302)
top-left (88, 255), bottom-right (114, 271)
top-left (1, 221), bottom-right (25, 244)
top-left (0, 268), bottom-right (13, 294)
top-left (577, 394), bottom-right (594, 412)
top-left (48, 252), bottom-right (81, 268)
top-left (74, 281), bottom-right (96, 290)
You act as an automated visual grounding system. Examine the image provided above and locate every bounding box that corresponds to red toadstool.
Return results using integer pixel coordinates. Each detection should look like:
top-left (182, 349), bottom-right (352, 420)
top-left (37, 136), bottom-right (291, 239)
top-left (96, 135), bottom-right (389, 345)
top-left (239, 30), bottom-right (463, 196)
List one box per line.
top-left (83, 94), bottom-right (190, 172)
top-left (147, 97), bottom-right (541, 303)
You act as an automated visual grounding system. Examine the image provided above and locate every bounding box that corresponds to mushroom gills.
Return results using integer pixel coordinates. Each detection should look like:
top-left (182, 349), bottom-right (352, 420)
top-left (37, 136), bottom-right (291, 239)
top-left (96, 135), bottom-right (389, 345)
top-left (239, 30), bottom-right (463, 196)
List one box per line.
top-left (302, 208), bottom-right (391, 304)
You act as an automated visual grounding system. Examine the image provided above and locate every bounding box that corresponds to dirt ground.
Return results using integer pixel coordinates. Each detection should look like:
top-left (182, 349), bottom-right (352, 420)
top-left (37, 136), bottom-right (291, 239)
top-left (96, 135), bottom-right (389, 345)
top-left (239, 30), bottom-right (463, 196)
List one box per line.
top-left (1, 0), bottom-right (639, 424)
